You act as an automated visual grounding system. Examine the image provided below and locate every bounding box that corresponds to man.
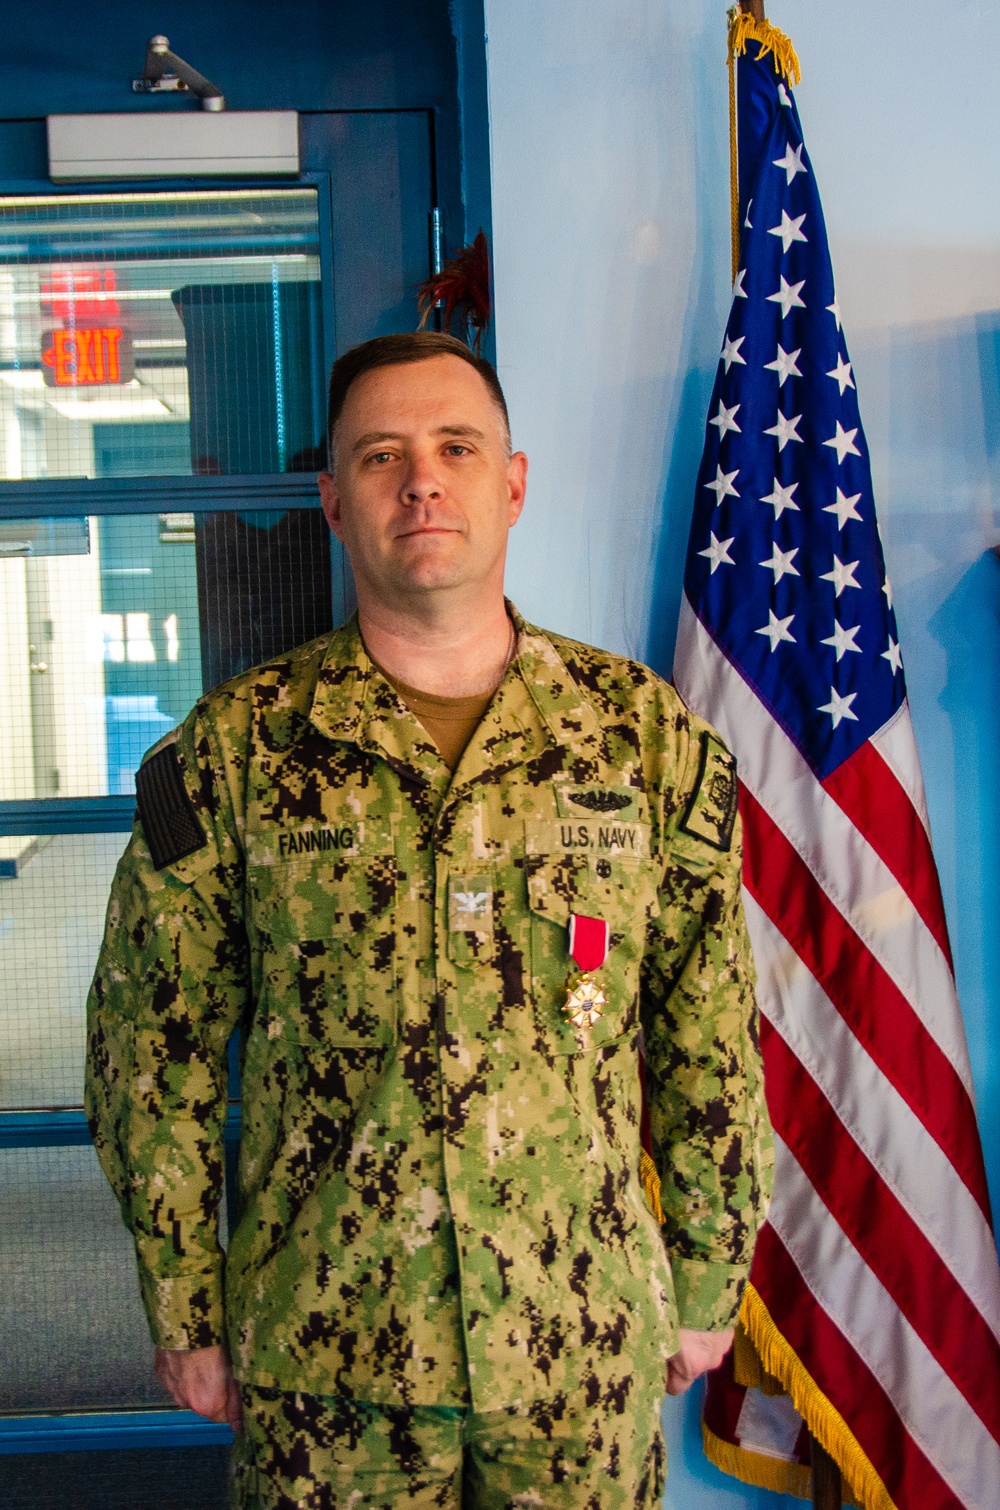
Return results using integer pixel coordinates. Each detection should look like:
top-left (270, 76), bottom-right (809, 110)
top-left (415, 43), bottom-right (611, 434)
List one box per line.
top-left (86, 332), bottom-right (772, 1508)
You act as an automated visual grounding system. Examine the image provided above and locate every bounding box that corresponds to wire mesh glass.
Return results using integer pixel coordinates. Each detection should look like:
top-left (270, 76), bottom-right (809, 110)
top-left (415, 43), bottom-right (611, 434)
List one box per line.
top-left (0, 506), bottom-right (334, 802)
top-left (0, 188), bottom-right (326, 480)
top-left (0, 1143), bottom-right (173, 1410)
top-left (0, 833), bottom-right (124, 1110)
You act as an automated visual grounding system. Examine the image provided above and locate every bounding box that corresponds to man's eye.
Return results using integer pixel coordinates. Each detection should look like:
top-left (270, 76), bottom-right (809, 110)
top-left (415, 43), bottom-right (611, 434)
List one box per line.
top-left (445, 444), bottom-right (470, 456)
top-left (367, 451), bottom-right (394, 465)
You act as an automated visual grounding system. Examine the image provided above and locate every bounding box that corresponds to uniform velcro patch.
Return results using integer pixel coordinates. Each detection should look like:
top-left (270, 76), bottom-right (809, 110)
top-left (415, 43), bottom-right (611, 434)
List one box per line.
top-left (135, 743), bottom-right (207, 870)
top-left (678, 732), bottom-right (738, 852)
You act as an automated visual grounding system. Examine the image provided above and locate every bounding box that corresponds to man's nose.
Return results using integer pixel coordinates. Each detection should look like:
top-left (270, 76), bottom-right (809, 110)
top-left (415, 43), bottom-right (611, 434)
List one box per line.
top-left (400, 449), bottom-right (443, 504)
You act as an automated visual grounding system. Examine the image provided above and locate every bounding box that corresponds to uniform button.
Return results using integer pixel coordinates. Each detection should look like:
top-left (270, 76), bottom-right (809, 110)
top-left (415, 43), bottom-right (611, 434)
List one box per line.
top-left (596, 858), bottom-right (612, 878)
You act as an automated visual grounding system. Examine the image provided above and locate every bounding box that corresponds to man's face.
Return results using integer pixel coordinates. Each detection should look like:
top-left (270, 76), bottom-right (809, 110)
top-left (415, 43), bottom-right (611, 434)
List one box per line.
top-left (319, 355), bottom-right (527, 610)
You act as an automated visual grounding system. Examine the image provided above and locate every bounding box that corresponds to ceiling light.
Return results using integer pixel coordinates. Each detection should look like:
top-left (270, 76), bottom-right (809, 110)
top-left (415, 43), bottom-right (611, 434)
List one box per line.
top-left (0, 370), bottom-right (44, 388)
top-left (51, 397), bottom-right (171, 420)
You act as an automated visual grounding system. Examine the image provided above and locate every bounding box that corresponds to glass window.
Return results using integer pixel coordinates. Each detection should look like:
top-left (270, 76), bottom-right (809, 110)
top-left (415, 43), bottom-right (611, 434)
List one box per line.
top-left (0, 833), bottom-right (125, 1109)
top-left (0, 189), bottom-right (326, 480)
top-left (0, 506), bottom-right (335, 801)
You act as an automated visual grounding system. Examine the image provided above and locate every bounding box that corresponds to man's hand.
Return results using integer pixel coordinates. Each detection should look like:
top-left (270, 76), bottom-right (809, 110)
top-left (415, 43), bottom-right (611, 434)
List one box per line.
top-left (665, 1327), bottom-right (735, 1396)
top-left (154, 1344), bottom-right (242, 1430)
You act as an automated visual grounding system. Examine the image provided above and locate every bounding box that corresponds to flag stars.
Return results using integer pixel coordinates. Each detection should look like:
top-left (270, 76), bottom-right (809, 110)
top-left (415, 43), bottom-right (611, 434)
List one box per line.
top-left (768, 209), bottom-right (808, 254)
top-left (821, 555), bottom-right (862, 596)
top-left (827, 296), bottom-right (842, 331)
top-left (883, 576), bottom-right (894, 609)
top-left (827, 354), bottom-right (855, 395)
top-left (821, 621), bottom-right (862, 661)
top-left (777, 82), bottom-right (793, 108)
top-left (699, 532), bottom-right (736, 574)
top-left (710, 399), bottom-right (742, 438)
top-left (773, 141), bottom-right (807, 184)
top-left (760, 543), bottom-right (800, 582)
top-left (745, 199), bottom-right (753, 230)
top-left (883, 637), bottom-right (903, 673)
top-left (823, 488), bottom-right (863, 529)
top-left (733, 268), bottom-right (748, 298)
top-left (818, 687), bottom-right (859, 728)
top-left (705, 464), bottom-right (740, 506)
top-left (765, 344), bottom-right (802, 386)
top-left (761, 478), bottom-right (799, 519)
top-left (767, 275), bottom-right (807, 319)
top-left (756, 610), bottom-right (796, 652)
top-left (765, 409), bottom-right (803, 451)
top-left (824, 421), bottom-right (861, 464)
top-left (721, 334), bottom-right (746, 371)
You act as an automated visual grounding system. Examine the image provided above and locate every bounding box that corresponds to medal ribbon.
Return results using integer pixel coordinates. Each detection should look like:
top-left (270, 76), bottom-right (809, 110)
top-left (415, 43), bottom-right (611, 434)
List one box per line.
top-left (568, 913), bottom-right (610, 972)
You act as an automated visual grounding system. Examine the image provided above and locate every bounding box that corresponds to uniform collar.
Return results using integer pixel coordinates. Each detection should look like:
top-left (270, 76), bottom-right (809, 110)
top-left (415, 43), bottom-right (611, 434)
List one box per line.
top-left (306, 604), bottom-right (603, 787)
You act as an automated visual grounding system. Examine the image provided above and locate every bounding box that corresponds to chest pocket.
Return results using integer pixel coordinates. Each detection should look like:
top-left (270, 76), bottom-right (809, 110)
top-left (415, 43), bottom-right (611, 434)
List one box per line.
top-left (250, 847), bottom-right (398, 1047)
top-left (525, 838), bottom-right (660, 1055)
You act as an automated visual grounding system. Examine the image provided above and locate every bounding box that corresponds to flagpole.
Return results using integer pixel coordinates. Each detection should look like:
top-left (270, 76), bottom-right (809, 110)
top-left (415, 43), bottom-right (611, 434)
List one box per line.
top-left (811, 1438), bottom-right (843, 1510)
top-left (734, 5), bottom-right (842, 1507)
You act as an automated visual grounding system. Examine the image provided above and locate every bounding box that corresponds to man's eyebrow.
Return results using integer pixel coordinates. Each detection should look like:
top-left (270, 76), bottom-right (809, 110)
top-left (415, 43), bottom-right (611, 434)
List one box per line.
top-left (350, 424), bottom-right (489, 453)
top-left (351, 431), bottom-right (404, 453)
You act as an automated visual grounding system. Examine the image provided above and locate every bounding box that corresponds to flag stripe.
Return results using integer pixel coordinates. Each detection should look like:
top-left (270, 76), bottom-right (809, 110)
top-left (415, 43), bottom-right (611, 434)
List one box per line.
top-left (752, 1224), bottom-right (965, 1510)
top-left (743, 890), bottom-right (1000, 1333)
top-left (822, 736), bottom-right (953, 965)
top-left (768, 1138), bottom-right (1000, 1508)
top-left (675, 599), bottom-right (972, 1092)
top-left (739, 783), bottom-right (991, 1212)
top-left (763, 1021), bottom-right (1000, 1434)
top-left (870, 705), bottom-right (931, 835)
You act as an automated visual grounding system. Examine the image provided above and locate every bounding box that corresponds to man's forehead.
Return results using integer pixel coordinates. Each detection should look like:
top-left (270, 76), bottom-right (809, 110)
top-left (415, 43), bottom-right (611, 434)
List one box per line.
top-left (342, 355), bottom-right (494, 423)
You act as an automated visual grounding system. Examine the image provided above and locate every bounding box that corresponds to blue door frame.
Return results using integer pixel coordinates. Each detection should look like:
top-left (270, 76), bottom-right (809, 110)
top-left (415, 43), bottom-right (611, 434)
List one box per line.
top-left (0, 0), bottom-right (491, 1462)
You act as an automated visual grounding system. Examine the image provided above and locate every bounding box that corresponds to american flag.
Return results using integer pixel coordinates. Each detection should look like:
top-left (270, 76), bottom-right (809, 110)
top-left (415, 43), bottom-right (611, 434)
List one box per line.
top-left (673, 30), bottom-right (1000, 1509)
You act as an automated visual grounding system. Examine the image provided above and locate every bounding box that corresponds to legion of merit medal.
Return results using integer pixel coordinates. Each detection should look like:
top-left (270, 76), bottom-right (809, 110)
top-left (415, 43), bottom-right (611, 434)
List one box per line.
top-left (564, 913), bottom-right (611, 1028)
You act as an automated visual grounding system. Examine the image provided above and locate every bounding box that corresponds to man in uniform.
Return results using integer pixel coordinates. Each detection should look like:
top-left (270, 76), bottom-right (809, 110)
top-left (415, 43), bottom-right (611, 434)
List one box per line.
top-left (86, 331), bottom-right (771, 1508)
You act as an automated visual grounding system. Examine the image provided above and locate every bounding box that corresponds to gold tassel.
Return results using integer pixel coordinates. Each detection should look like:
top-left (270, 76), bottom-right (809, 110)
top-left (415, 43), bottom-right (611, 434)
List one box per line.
top-left (739, 1283), bottom-right (897, 1510)
top-left (726, 7), bottom-right (801, 282)
top-left (727, 7), bottom-right (802, 87)
top-left (639, 1147), bottom-right (665, 1225)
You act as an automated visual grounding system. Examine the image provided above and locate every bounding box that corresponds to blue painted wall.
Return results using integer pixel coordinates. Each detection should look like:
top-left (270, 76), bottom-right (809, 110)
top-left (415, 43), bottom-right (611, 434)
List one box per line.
top-left (486, 0), bottom-right (1000, 1502)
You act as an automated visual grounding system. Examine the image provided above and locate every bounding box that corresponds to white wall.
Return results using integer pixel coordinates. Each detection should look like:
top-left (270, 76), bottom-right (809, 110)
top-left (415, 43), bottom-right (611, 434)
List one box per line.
top-left (485, 0), bottom-right (1000, 1503)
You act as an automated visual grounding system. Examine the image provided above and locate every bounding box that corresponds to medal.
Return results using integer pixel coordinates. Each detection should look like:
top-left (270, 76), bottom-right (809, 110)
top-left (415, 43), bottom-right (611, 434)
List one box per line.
top-left (563, 914), bottom-right (610, 1028)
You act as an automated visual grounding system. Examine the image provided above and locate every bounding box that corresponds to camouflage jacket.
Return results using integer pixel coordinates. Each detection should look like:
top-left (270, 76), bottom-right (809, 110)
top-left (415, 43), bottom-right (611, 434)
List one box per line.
top-left (85, 609), bottom-right (772, 1410)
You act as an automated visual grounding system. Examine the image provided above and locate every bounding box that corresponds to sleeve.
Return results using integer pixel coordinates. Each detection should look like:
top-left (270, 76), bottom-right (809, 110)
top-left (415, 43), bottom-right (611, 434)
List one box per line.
top-left (639, 717), bottom-right (773, 1333)
top-left (84, 708), bottom-right (250, 1350)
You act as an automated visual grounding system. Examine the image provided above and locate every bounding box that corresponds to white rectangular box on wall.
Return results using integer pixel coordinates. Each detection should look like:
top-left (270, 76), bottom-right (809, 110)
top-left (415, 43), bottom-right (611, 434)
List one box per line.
top-left (47, 111), bottom-right (300, 180)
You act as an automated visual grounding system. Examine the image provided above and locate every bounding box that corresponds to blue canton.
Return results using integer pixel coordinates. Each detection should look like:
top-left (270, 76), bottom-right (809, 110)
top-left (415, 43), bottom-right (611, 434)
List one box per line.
top-left (683, 44), bottom-right (904, 781)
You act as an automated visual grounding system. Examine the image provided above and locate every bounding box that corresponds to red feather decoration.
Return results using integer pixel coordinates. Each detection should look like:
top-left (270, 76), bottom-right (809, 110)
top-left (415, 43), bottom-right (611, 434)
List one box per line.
top-left (416, 229), bottom-right (491, 353)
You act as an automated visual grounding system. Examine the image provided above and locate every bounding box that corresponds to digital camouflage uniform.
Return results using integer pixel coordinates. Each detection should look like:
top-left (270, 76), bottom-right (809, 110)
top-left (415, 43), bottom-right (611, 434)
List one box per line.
top-left (85, 608), bottom-right (772, 1506)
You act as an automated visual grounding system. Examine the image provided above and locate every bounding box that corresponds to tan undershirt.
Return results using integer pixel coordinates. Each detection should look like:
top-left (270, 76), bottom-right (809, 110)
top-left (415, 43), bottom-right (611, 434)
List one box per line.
top-left (377, 667), bottom-right (493, 772)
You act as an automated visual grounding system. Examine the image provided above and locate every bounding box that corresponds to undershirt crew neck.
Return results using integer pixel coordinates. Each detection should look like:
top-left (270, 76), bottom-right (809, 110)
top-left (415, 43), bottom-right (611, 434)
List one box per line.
top-left (373, 665), bottom-right (494, 773)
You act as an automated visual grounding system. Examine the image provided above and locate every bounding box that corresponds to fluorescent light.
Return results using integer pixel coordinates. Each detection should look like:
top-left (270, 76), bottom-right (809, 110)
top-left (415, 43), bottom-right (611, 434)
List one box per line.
top-left (51, 397), bottom-right (171, 420)
top-left (0, 370), bottom-right (44, 388)
top-left (133, 338), bottom-right (187, 349)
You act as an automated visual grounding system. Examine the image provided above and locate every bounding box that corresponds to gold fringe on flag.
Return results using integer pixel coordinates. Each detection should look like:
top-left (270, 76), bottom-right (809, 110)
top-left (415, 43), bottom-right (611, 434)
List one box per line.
top-left (726, 7), bottom-right (802, 280)
top-left (639, 1147), bottom-right (665, 1224)
top-left (729, 1281), bottom-right (897, 1510)
top-left (703, 1419), bottom-right (816, 1500)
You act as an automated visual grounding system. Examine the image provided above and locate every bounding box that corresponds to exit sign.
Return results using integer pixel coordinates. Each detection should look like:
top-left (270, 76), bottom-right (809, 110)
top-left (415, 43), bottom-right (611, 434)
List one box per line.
top-left (41, 327), bottom-right (135, 386)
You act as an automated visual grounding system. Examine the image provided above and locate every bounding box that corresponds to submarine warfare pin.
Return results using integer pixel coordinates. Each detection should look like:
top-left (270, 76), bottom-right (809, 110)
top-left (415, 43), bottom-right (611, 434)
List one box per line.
top-left (564, 913), bottom-right (610, 1028)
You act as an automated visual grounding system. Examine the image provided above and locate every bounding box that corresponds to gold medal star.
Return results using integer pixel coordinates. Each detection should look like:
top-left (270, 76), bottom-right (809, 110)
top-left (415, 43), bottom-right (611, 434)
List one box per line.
top-left (563, 975), bottom-right (607, 1030)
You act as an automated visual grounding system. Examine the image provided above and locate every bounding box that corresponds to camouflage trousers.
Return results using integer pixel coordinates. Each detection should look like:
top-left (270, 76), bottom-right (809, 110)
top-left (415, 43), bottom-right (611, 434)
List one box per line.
top-left (230, 1386), bottom-right (666, 1509)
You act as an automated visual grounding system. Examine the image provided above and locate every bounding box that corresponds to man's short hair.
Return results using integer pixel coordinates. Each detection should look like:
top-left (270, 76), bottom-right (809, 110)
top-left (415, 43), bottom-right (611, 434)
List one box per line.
top-left (326, 332), bottom-right (511, 469)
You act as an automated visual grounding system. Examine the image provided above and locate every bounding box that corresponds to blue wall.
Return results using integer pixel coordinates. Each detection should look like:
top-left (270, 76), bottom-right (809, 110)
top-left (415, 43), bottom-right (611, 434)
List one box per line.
top-left (485, 0), bottom-right (1000, 1502)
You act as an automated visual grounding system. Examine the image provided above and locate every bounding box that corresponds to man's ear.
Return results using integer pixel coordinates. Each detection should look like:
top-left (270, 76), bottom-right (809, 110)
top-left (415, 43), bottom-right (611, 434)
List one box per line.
top-left (506, 451), bottom-right (528, 527)
top-left (318, 471), bottom-right (346, 542)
